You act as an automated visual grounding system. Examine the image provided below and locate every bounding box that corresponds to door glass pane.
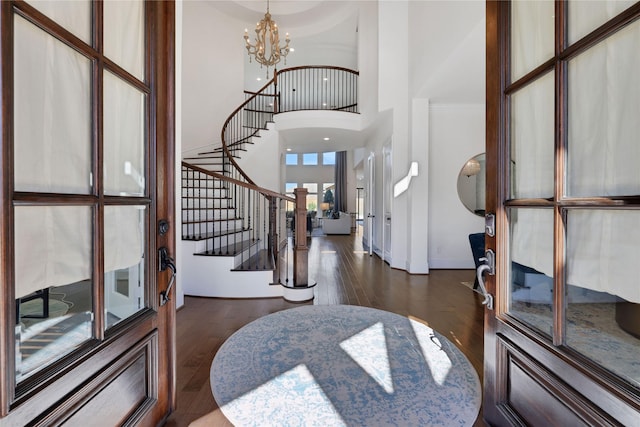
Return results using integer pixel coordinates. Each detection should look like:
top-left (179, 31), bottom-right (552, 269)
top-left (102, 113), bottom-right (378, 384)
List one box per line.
top-left (104, 71), bottom-right (146, 196)
top-left (508, 208), bottom-right (554, 337)
top-left (566, 209), bottom-right (640, 387)
top-left (567, 20), bottom-right (640, 198)
top-left (14, 206), bottom-right (93, 381)
top-left (511, 0), bottom-right (555, 82)
top-left (568, 0), bottom-right (636, 45)
top-left (14, 15), bottom-right (92, 194)
top-left (104, 0), bottom-right (144, 80)
top-left (26, 0), bottom-right (92, 44)
top-left (104, 205), bottom-right (146, 329)
top-left (510, 72), bottom-right (555, 199)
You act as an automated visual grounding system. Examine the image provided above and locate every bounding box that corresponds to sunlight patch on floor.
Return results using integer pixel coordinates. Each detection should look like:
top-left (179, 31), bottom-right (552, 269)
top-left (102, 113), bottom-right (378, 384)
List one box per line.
top-left (340, 322), bottom-right (394, 394)
top-left (410, 319), bottom-right (452, 386)
top-left (222, 364), bottom-right (347, 426)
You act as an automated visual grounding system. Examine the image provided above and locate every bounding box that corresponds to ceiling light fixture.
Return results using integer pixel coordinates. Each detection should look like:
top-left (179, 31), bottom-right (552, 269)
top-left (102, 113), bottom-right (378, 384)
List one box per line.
top-left (323, 137), bottom-right (331, 141)
top-left (244, 0), bottom-right (290, 78)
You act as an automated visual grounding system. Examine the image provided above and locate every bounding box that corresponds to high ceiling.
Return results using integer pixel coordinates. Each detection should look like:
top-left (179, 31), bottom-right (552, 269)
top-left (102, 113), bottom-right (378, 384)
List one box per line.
top-left (200, 1), bottom-right (485, 154)
top-left (205, 1), bottom-right (362, 153)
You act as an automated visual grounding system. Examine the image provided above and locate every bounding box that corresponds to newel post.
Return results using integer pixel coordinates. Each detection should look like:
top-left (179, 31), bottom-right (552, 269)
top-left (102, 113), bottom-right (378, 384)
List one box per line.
top-left (293, 188), bottom-right (308, 286)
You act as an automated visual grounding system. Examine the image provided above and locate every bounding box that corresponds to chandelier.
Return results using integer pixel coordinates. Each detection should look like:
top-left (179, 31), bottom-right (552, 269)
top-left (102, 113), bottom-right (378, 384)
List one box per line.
top-left (243, 0), bottom-right (291, 77)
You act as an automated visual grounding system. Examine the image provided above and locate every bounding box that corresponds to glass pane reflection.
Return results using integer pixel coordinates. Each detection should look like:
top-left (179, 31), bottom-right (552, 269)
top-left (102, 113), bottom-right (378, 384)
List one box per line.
top-left (566, 209), bottom-right (640, 387)
top-left (508, 208), bottom-right (554, 337)
top-left (103, 71), bottom-right (146, 196)
top-left (104, 206), bottom-right (146, 328)
top-left (14, 206), bottom-right (93, 381)
top-left (510, 72), bottom-right (555, 200)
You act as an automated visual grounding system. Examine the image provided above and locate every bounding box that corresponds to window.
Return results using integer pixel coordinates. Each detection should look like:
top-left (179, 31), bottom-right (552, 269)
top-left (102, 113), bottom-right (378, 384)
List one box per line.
top-left (286, 153), bottom-right (298, 165)
top-left (303, 183), bottom-right (318, 212)
top-left (302, 153), bottom-right (318, 165)
top-left (322, 152), bottom-right (336, 165)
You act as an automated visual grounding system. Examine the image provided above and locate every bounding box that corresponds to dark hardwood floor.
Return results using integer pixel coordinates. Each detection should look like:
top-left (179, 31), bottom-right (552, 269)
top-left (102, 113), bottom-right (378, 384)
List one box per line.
top-left (164, 229), bottom-right (486, 426)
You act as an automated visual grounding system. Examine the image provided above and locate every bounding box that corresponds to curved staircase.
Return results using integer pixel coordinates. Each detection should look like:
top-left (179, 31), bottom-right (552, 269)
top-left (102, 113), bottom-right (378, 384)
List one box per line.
top-left (181, 66), bottom-right (359, 300)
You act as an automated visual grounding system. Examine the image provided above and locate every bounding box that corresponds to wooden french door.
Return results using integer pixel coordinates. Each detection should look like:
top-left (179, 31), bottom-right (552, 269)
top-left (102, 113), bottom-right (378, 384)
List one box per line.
top-left (0, 1), bottom-right (175, 425)
top-left (484, 1), bottom-right (640, 425)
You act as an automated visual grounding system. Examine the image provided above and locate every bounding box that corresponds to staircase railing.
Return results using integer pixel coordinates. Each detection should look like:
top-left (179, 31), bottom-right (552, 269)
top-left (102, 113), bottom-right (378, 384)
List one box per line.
top-left (182, 162), bottom-right (294, 284)
top-left (183, 66), bottom-right (359, 287)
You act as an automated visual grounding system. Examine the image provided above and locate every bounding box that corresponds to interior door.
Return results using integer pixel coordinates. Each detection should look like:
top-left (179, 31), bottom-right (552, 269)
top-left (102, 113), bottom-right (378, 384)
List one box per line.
top-left (0, 1), bottom-right (176, 425)
top-left (366, 153), bottom-right (375, 256)
top-left (483, 1), bottom-right (640, 425)
top-left (382, 144), bottom-right (392, 263)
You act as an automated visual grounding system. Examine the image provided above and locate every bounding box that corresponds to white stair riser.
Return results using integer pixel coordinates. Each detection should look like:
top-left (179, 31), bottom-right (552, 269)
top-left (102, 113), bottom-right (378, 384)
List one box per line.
top-left (181, 178), bottom-right (228, 189)
top-left (182, 188), bottom-right (228, 198)
top-left (181, 240), bottom-right (281, 299)
top-left (182, 219), bottom-right (244, 235)
top-left (183, 198), bottom-right (232, 209)
top-left (184, 209), bottom-right (237, 221)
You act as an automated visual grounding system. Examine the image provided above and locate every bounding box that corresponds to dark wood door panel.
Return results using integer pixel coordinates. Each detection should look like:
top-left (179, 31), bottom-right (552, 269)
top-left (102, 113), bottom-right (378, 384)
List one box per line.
top-left (495, 323), bottom-right (640, 426)
top-left (1, 320), bottom-right (157, 427)
top-left (497, 335), bottom-right (624, 427)
top-left (63, 354), bottom-right (149, 426)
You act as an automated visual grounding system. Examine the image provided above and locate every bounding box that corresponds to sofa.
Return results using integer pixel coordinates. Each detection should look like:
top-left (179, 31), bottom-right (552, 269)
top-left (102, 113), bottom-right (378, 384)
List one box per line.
top-left (323, 212), bottom-right (351, 235)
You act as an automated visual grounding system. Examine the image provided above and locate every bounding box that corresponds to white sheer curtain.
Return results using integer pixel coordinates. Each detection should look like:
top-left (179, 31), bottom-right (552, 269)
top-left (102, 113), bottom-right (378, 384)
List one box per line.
top-left (14, 207), bottom-right (91, 298)
top-left (14, 15), bottom-right (92, 194)
top-left (14, 3), bottom-right (145, 299)
top-left (511, 10), bottom-right (640, 304)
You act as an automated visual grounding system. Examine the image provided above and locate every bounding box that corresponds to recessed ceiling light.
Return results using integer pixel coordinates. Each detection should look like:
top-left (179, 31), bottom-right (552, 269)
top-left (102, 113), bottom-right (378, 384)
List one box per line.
top-left (323, 77), bottom-right (328, 81)
top-left (323, 137), bottom-right (330, 141)
top-left (286, 148), bottom-right (292, 151)
top-left (290, 48), bottom-right (295, 52)
top-left (256, 77), bottom-right (262, 81)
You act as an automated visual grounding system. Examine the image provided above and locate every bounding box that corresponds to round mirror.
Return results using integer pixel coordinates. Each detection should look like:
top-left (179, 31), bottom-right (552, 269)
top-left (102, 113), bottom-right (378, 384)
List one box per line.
top-left (457, 153), bottom-right (486, 216)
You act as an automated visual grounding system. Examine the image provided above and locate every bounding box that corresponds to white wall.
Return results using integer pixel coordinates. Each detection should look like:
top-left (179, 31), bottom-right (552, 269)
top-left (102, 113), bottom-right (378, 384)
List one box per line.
top-left (235, 124), bottom-right (280, 192)
top-left (378, 1), bottom-right (410, 270)
top-left (181, 2), bottom-right (246, 154)
top-left (428, 104), bottom-right (485, 268)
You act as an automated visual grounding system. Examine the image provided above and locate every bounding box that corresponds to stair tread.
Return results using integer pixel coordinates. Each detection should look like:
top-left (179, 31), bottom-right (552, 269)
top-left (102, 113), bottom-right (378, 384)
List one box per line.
top-left (193, 238), bottom-right (261, 257)
top-left (232, 249), bottom-right (274, 271)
